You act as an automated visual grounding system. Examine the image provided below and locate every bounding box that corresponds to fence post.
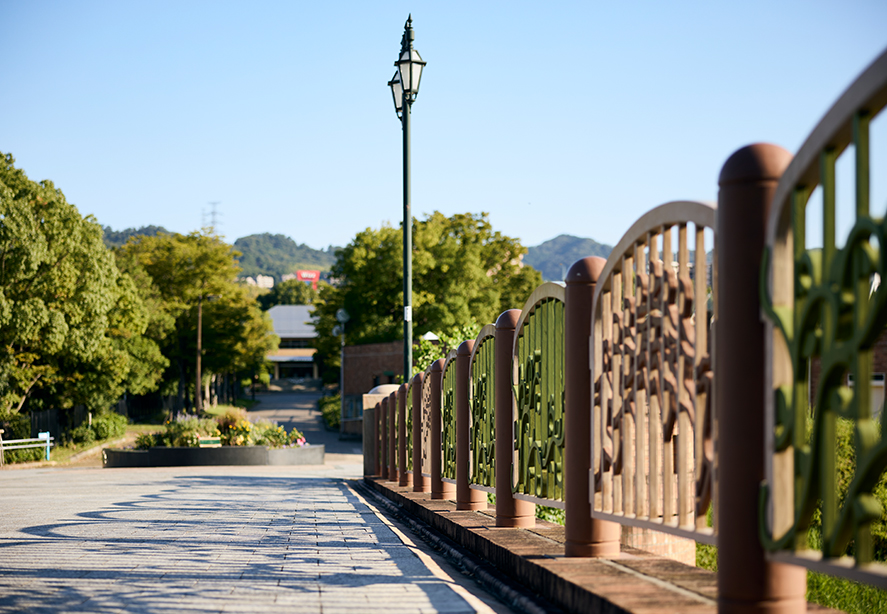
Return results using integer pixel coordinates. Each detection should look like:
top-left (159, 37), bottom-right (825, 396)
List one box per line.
top-left (717, 143), bottom-right (805, 614)
top-left (456, 340), bottom-right (486, 510)
top-left (379, 397), bottom-right (388, 478)
top-left (430, 358), bottom-right (455, 499)
top-left (364, 404), bottom-right (377, 478)
top-left (377, 400), bottom-right (385, 477)
top-left (398, 383), bottom-right (412, 488)
top-left (412, 372), bottom-right (429, 492)
top-left (565, 257), bottom-right (621, 556)
top-left (495, 309), bottom-right (535, 526)
top-left (388, 390), bottom-right (398, 482)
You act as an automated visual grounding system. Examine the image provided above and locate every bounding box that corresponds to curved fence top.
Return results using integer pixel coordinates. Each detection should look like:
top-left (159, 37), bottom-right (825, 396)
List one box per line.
top-left (468, 324), bottom-right (496, 382)
top-left (514, 282), bottom-right (566, 341)
top-left (590, 199), bottom-right (718, 544)
top-left (760, 47), bottom-right (887, 584)
top-left (593, 200), bottom-right (716, 309)
top-left (767, 48), bottom-right (887, 245)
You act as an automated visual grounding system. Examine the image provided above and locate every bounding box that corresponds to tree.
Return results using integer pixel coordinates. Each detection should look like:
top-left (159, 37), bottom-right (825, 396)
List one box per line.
top-left (119, 231), bottom-right (277, 413)
top-left (312, 211), bottom-right (542, 377)
top-left (0, 153), bottom-right (167, 416)
top-left (257, 278), bottom-right (319, 310)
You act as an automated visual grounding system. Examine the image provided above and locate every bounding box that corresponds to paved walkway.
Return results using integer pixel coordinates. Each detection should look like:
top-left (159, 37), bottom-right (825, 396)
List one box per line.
top-left (0, 393), bottom-right (514, 613)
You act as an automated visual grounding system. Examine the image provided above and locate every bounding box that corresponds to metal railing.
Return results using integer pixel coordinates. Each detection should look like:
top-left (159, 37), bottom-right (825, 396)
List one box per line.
top-left (761, 47), bottom-right (887, 586)
top-left (469, 325), bottom-right (496, 491)
top-left (591, 201), bottom-right (717, 544)
top-left (0, 431), bottom-right (54, 466)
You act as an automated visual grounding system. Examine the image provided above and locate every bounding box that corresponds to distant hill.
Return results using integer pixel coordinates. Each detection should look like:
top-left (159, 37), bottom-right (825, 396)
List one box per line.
top-left (103, 225), bottom-right (170, 248)
top-left (524, 234), bottom-right (612, 281)
top-left (233, 233), bottom-right (338, 281)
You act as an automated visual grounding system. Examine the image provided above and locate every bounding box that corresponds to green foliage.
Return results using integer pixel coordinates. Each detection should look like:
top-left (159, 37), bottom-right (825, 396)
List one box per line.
top-left (134, 433), bottom-right (156, 450)
top-left (319, 394), bottom-right (340, 430)
top-left (313, 212), bottom-right (542, 375)
top-left (118, 231), bottom-right (278, 409)
top-left (696, 543), bottom-right (718, 571)
top-left (806, 570), bottom-right (887, 613)
top-left (233, 233), bottom-right (336, 281)
top-left (70, 423), bottom-right (96, 445)
top-left (412, 323), bottom-right (481, 376)
top-left (257, 278), bottom-right (320, 310)
top-left (157, 416), bottom-right (220, 447)
top-left (524, 234), bottom-right (613, 282)
top-left (0, 153), bottom-right (167, 415)
top-left (91, 412), bottom-right (127, 440)
top-left (102, 225), bottom-right (169, 249)
top-left (535, 505), bottom-right (565, 525)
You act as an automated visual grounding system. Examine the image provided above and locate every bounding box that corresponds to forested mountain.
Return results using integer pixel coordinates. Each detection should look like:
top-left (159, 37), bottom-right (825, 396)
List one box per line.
top-left (103, 225), bottom-right (170, 248)
top-left (524, 234), bottom-right (612, 281)
top-left (233, 233), bottom-right (337, 280)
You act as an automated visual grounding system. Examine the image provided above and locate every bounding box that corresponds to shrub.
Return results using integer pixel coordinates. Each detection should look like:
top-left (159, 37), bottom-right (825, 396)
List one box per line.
top-left (220, 418), bottom-right (252, 446)
top-left (159, 415), bottom-right (220, 447)
top-left (92, 412), bottom-right (127, 440)
top-left (134, 433), bottom-right (157, 450)
top-left (70, 423), bottom-right (96, 445)
top-left (319, 394), bottom-right (340, 430)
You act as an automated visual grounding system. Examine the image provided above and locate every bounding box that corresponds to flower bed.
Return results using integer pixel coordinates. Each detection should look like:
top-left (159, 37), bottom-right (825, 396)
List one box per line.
top-left (102, 407), bottom-right (323, 468)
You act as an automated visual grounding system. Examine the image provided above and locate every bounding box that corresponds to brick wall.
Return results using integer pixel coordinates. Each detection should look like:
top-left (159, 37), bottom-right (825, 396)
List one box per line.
top-left (343, 341), bottom-right (404, 395)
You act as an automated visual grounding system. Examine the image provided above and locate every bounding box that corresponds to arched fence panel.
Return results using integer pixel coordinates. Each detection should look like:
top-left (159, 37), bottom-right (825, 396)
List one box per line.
top-left (441, 350), bottom-right (458, 484)
top-left (469, 325), bottom-right (497, 491)
top-left (761, 48), bottom-right (887, 586)
top-left (421, 363), bottom-right (434, 478)
top-left (591, 201), bottom-right (717, 545)
top-left (512, 283), bottom-right (566, 508)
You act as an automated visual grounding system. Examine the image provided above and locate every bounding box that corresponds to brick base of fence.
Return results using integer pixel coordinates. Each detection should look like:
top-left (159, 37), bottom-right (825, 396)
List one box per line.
top-left (363, 476), bottom-right (839, 614)
top-left (620, 526), bottom-right (697, 567)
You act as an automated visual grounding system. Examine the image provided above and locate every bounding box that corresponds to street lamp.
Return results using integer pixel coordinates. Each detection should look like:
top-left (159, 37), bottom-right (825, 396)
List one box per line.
top-left (388, 14), bottom-right (425, 383)
top-left (334, 308), bottom-right (349, 433)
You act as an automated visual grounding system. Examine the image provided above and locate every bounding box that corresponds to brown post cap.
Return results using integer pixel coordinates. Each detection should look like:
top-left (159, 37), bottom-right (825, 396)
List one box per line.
top-left (719, 143), bottom-right (792, 186)
top-left (412, 372), bottom-right (424, 385)
top-left (399, 383), bottom-right (408, 395)
top-left (430, 358), bottom-right (445, 373)
top-left (457, 339), bottom-right (475, 357)
top-left (375, 402), bottom-right (381, 410)
top-left (495, 309), bottom-right (522, 330)
top-left (566, 256), bottom-right (607, 285)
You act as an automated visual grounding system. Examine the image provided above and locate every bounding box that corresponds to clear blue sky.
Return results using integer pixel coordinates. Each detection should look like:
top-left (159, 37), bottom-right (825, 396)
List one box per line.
top-left (1, 1), bottom-right (885, 250)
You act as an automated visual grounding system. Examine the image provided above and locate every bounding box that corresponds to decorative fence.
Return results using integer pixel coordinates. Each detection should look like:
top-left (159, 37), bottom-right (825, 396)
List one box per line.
top-left (760, 48), bottom-right (887, 586)
top-left (366, 46), bottom-right (887, 611)
top-left (591, 201), bottom-right (717, 544)
top-left (441, 351), bottom-right (458, 484)
top-left (469, 325), bottom-right (496, 491)
top-left (512, 283), bottom-right (566, 507)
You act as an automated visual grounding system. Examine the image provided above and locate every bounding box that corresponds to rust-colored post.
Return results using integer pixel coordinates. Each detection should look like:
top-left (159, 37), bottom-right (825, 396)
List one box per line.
top-left (495, 310), bottom-right (535, 527)
top-left (717, 144), bottom-right (805, 614)
top-left (412, 372), bottom-right (430, 492)
top-left (374, 401), bottom-right (382, 476)
top-left (565, 257), bottom-right (621, 557)
top-left (380, 397), bottom-right (389, 479)
top-left (398, 383), bottom-right (412, 488)
top-left (429, 359), bottom-right (455, 499)
top-left (388, 390), bottom-right (398, 482)
top-left (456, 340), bottom-right (486, 510)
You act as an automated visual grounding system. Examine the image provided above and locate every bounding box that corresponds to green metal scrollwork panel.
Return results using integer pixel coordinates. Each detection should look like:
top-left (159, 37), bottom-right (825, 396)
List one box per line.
top-left (761, 100), bottom-right (887, 578)
top-left (513, 295), bottom-right (565, 504)
top-left (470, 332), bottom-right (496, 489)
top-left (441, 353), bottom-right (458, 481)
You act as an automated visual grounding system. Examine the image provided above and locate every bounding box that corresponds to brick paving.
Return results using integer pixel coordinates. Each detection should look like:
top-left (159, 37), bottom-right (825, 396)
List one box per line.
top-left (0, 465), bottom-right (512, 613)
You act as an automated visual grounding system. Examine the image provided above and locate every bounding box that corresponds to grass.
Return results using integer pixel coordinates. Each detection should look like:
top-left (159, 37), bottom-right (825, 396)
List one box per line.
top-left (201, 399), bottom-right (259, 417)
top-left (2, 423), bottom-right (159, 466)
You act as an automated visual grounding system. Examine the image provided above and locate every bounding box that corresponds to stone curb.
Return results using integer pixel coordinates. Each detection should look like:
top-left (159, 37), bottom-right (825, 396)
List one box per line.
top-left (353, 479), bottom-right (561, 614)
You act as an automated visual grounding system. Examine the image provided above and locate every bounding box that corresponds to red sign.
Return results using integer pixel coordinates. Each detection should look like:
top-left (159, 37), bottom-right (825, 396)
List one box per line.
top-left (297, 270), bottom-right (320, 288)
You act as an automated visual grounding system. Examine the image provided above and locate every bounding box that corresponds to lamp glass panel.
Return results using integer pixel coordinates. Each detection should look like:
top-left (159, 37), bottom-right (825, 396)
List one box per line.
top-left (398, 50), bottom-right (411, 90)
top-left (410, 61), bottom-right (423, 96)
top-left (389, 74), bottom-right (403, 112)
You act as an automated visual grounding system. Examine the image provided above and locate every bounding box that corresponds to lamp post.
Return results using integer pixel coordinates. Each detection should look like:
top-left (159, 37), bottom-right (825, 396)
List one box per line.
top-left (334, 308), bottom-right (349, 433)
top-left (388, 15), bottom-right (425, 383)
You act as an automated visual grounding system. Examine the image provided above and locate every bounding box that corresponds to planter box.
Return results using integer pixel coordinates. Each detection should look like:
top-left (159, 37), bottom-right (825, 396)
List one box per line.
top-left (102, 444), bottom-right (324, 468)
